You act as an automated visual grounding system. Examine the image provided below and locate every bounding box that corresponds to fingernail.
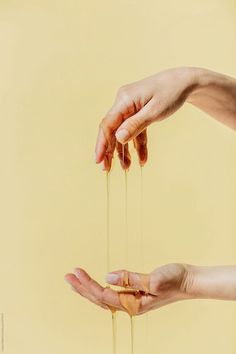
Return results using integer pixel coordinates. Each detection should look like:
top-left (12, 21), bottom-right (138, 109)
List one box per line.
top-left (106, 273), bottom-right (119, 284)
top-left (100, 161), bottom-right (106, 171)
top-left (116, 129), bottom-right (129, 143)
top-left (74, 268), bottom-right (82, 279)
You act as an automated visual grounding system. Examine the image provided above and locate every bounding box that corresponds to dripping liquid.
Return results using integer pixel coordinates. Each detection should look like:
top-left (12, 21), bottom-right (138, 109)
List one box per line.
top-left (106, 146), bottom-right (140, 354)
top-left (124, 169), bottom-right (128, 268)
top-left (112, 311), bottom-right (117, 354)
top-left (130, 315), bottom-right (135, 354)
top-left (106, 171), bottom-right (110, 274)
top-left (140, 166), bottom-right (149, 352)
top-left (139, 166), bottom-right (143, 262)
top-left (106, 172), bottom-right (117, 354)
top-left (122, 143), bottom-right (128, 268)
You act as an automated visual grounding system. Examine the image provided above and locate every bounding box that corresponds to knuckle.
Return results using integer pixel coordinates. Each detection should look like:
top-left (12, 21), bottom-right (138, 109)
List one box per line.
top-left (129, 118), bottom-right (142, 132)
top-left (117, 85), bottom-right (130, 101)
top-left (118, 85), bottom-right (127, 94)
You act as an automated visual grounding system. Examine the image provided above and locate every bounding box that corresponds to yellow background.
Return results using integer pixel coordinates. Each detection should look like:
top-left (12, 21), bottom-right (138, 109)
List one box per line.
top-left (0, 1), bottom-right (236, 353)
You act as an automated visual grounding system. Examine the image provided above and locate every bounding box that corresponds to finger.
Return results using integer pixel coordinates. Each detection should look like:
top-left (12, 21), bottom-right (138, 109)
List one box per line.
top-left (65, 273), bottom-right (109, 310)
top-left (96, 127), bottom-right (116, 172)
top-left (65, 273), bottom-right (82, 290)
top-left (95, 88), bottom-right (139, 167)
top-left (115, 98), bottom-right (156, 144)
top-left (73, 268), bottom-right (125, 311)
top-left (116, 142), bottom-right (131, 170)
top-left (95, 127), bottom-right (107, 164)
top-left (133, 130), bottom-right (148, 166)
top-left (106, 134), bottom-right (116, 172)
top-left (65, 272), bottom-right (100, 305)
top-left (95, 105), bottom-right (124, 166)
top-left (74, 268), bottom-right (104, 298)
top-left (106, 270), bottom-right (150, 294)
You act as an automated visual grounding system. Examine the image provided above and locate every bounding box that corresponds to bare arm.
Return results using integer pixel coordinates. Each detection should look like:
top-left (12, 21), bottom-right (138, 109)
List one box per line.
top-left (187, 68), bottom-right (236, 129)
top-left (186, 265), bottom-right (236, 301)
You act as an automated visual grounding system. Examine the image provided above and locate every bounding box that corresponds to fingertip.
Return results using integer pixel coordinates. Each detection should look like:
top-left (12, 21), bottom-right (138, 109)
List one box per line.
top-left (120, 157), bottom-right (131, 171)
top-left (64, 273), bottom-right (71, 283)
top-left (138, 146), bottom-right (148, 167)
top-left (139, 158), bottom-right (147, 167)
top-left (95, 150), bottom-right (105, 164)
top-left (64, 273), bottom-right (78, 285)
top-left (74, 267), bottom-right (83, 276)
top-left (74, 268), bottom-right (92, 285)
top-left (115, 129), bottom-right (130, 144)
top-left (95, 128), bottom-right (107, 163)
top-left (97, 154), bottom-right (113, 172)
top-left (99, 161), bottom-right (106, 171)
top-left (95, 152), bottom-right (101, 164)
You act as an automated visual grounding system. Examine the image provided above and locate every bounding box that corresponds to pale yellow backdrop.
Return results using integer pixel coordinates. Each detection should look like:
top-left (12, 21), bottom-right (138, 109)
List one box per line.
top-left (0, 1), bottom-right (236, 354)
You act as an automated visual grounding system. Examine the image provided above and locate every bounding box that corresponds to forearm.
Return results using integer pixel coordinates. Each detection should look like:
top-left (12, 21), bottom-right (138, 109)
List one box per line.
top-left (187, 67), bottom-right (236, 129)
top-left (185, 265), bottom-right (236, 301)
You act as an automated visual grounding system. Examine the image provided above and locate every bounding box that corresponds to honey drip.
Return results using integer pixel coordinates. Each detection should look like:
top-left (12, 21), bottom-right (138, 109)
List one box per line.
top-left (106, 171), bottom-right (110, 274)
top-left (112, 310), bottom-right (117, 354)
top-left (106, 172), bottom-right (117, 354)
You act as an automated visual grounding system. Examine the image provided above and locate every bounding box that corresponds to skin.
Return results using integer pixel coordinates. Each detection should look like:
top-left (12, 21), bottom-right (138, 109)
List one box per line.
top-left (95, 67), bottom-right (236, 171)
top-left (65, 67), bottom-right (236, 314)
top-left (65, 264), bottom-right (236, 315)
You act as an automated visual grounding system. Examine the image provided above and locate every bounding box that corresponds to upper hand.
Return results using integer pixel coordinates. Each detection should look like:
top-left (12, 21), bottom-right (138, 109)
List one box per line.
top-left (95, 67), bottom-right (197, 171)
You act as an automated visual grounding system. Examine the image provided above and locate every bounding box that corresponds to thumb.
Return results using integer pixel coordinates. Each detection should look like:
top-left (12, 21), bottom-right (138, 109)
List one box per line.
top-left (115, 99), bottom-right (156, 144)
top-left (106, 270), bottom-right (150, 294)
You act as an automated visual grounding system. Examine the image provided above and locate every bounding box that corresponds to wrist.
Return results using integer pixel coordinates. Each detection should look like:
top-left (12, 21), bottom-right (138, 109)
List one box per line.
top-left (180, 264), bottom-right (201, 300)
top-left (184, 67), bottom-right (208, 103)
top-left (168, 67), bottom-right (208, 104)
top-left (186, 67), bottom-right (226, 104)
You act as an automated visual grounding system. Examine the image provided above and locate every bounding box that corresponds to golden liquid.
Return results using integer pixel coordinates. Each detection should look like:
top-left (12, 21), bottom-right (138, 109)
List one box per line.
top-left (139, 166), bottom-right (144, 262)
top-left (106, 172), bottom-right (117, 354)
top-left (130, 315), bottom-right (135, 354)
top-left (140, 166), bottom-right (149, 351)
top-left (112, 311), bottom-right (117, 354)
top-left (121, 143), bottom-right (129, 268)
top-left (106, 147), bottom-right (138, 354)
top-left (140, 166), bottom-right (149, 353)
top-left (124, 169), bottom-right (128, 268)
top-left (145, 311), bottom-right (149, 351)
top-left (106, 171), bottom-right (110, 274)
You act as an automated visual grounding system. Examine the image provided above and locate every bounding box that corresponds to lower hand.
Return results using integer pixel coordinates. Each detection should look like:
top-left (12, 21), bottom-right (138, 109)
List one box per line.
top-left (65, 263), bottom-right (191, 316)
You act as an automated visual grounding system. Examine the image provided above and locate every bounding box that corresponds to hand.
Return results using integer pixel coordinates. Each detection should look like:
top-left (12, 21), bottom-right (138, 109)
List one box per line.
top-left (64, 263), bottom-right (191, 316)
top-left (95, 67), bottom-right (236, 171)
top-left (95, 67), bottom-right (197, 171)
